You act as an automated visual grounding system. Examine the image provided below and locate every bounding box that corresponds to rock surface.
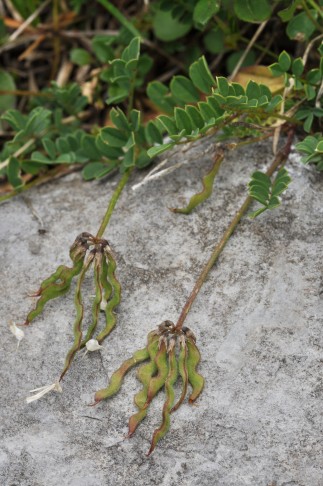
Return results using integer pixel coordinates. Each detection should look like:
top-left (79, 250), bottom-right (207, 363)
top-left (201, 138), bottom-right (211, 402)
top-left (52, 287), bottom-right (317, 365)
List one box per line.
top-left (0, 138), bottom-right (322, 486)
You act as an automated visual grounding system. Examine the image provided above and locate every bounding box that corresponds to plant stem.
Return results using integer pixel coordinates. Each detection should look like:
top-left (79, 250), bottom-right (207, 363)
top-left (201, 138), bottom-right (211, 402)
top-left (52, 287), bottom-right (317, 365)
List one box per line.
top-left (97, 0), bottom-right (141, 38)
top-left (175, 129), bottom-right (295, 331)
top-left (0, 139), bottom-right (35, 171)
top-left (96, 169), bottom-right (133, 239)
top-left (230, 21), bottom-right (268, 81)
top-left (300, 0), bottom-right (323, 33)
top-left (0, 165), bottom-right (79, 204)
top-left (306, 0), bottom-right (323, 18)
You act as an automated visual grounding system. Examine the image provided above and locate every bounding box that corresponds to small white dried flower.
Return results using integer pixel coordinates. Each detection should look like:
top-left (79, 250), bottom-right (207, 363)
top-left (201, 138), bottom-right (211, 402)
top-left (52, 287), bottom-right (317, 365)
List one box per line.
top-left (86, 339), bottom-right (103, 352)
top-left (26, 381), bottom-right (62, 404)
top-left (9, 321), bottom-right (24, 348)
top-left (83, 339), bottom-right (103, 358)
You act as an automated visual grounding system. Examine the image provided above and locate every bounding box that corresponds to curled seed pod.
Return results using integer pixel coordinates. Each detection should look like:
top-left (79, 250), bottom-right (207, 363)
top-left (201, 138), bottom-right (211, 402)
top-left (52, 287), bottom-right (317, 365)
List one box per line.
top-left (99, 254), bottom-right (113, 310)
top-left (95, 250), bottom-right (121, 344)
top-left (128, 336), bottom-right (159, 436)
top-left (127, 340), bottom-right (169, 436)
top-left (170, 153), bottom-right (224, 214)
top-left (171, 337), bottom-right (188, 413)
top-left (25, 248), bottom-right (86, 325)
top-left (94, 347), bottom-right (149, 404)
top-left (33, 235), bottom-right (87, 297)
top-left (81, 253), bottom-right (103, 346)
top-left (59, 252), bottom-right (95, 381)
top-left (31, 265), bottom-right (66, 296)
top-left (186, 337), bottom-right (204, 404)
top-left (134, 337), bottom-right (159, 408)
top-left (92, 324), bottom-right (204, 453)
top-left (147, 346), bottom-right (178, 455)
top-left (25, 232), bottom-right (125, 399)
top-left (144, 340), bottom-right (169, 407)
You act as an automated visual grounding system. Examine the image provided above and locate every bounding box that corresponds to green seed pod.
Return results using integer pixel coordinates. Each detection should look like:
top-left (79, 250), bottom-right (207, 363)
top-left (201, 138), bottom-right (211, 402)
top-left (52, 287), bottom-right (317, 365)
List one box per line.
top-left (81, 254), bottom-right (103, 347)
top-left (186, 337), bottom-right (204, 404)
top-left (99, 255), bottom-right (113, 305)
top-left (36, 243), bottom-right (87, 296)
top-left (96, 251), bottom-right (121, 344)
top-left (134, 338), bottom-right (159, 409)
top-left (94, 347), bottom-right (149, 404)
top-left (170, 153), bottom-right (224, 214)
top-left (25, 256), bottom-right (85, 324)
top-left (148, 346), bottom-right (178, 455)
top-left (145, 340), bottom-right (168, 406)
top-left (35, 265), bottom-right (66, 295)
top-left (59, 254), bottom-right (94, 381)
top-left (128, 339), bottom-right (168, 437)
top-left (171, 338), bottom-right (188, 412)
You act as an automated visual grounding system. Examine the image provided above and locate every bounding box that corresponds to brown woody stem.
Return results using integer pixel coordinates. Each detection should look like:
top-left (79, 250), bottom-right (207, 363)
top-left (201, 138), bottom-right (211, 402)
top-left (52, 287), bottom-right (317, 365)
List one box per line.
top-left (175, 129), bottom-right (295, 331)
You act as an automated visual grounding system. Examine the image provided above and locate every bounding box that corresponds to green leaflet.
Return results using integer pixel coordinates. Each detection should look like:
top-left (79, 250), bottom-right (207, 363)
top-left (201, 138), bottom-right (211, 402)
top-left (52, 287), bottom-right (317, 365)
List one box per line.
top-left (171, 153), bottom-right (224, 214)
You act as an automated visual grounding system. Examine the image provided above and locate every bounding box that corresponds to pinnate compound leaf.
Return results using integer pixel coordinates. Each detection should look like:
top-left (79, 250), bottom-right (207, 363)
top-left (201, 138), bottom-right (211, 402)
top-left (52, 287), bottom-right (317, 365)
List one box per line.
top-left (248, 168), bottom-right (291, 218)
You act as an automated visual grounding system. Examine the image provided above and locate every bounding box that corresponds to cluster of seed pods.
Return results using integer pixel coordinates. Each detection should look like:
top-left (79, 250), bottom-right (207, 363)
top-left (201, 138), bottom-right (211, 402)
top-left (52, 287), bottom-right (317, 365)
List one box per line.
top-left (24, 232), bottom-right (121, 380)
top-left (93, 320), bottom-right (204, 455)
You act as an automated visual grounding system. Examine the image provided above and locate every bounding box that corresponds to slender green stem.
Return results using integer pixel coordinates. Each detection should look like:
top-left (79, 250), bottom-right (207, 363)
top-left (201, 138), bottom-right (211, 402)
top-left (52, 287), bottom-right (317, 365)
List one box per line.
top-left (96, 169), bottom-right (133, 239)
top-left (175, 129), bottom-right (295, 331)
top-left (306, 0), bottom-right (323, 18)
top-left (239, 36), bottom-right (277, 60)
top-left (97, 0), bottom-right (141, 37)
top-left (300, 0), bottom-right (323, 33)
